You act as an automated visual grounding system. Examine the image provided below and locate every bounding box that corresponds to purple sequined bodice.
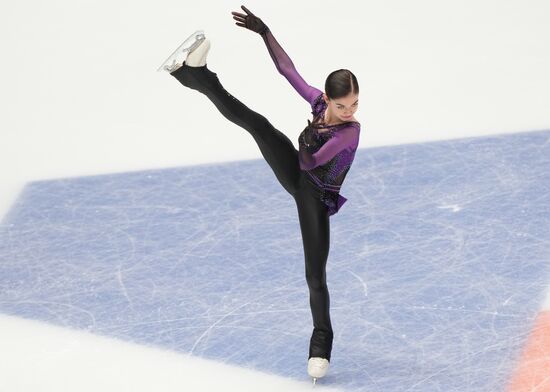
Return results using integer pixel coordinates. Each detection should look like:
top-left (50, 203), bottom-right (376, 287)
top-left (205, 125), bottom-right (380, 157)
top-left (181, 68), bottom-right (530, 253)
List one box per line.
top-left (298, 94), bottom-right (360, 215)
top-left (261, 27), bottom-right (361, 215)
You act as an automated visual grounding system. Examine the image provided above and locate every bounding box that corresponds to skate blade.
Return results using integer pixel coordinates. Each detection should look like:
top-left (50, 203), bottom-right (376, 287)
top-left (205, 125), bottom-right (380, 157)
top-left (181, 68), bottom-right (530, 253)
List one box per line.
top-left (157, 30), bottom-right (206, 72)
top-left (312, 377), bottom-right (317, 387)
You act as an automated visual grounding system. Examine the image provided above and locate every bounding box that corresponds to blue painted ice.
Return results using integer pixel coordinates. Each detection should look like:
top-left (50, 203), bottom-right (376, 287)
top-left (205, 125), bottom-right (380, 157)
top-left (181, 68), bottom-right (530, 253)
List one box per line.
top-left (1, 129), bottom-right (549, 391)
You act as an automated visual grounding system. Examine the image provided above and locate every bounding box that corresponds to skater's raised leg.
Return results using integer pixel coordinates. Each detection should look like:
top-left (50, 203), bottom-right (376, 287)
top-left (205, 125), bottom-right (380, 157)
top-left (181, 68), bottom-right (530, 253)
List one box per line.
top-left (163, 34), bottom-right (301, 196)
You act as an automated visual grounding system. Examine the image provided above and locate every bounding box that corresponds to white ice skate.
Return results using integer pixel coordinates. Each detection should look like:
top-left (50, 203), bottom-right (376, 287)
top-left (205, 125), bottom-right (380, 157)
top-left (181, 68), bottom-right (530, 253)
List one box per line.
top-left (184, 37), bottom-right (210, 67)
top-left (157, 29), bottom-right (206, 72)
top-left (308, 357), bottom-right (329, 385)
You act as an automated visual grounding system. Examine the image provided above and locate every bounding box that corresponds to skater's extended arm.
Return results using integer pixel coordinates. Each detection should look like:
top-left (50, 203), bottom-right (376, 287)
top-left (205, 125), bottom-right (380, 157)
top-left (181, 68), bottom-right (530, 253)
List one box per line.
top-left (231, 5), bottom-right (321, 105)
top-left (299, 126), bottom-right (359, 171)
top-left (260, 28), bottom-right (322, 105)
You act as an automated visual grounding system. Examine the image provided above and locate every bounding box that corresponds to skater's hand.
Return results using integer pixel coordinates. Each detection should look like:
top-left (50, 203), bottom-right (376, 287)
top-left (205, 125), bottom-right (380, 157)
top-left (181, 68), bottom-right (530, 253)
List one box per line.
top-left (231, 5), bottom-right (269, 35)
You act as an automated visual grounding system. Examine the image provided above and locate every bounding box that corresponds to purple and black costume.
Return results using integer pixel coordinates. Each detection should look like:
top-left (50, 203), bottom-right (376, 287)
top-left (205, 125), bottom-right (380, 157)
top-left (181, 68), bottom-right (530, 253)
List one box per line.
top-left (262, 28), bottom-right (361, 216)
top-left (169, 26), bottom-right (360, 361)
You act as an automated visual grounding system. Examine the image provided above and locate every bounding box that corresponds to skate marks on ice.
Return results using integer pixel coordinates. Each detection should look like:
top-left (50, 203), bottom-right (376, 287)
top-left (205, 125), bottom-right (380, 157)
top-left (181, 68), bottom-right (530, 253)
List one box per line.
top-left (0, 128), bottom-right (549, 391)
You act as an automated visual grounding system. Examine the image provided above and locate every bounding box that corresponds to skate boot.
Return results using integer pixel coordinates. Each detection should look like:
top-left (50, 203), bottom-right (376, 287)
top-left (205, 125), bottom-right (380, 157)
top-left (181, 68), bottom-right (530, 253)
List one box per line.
top-left (308, 357), bottom-right (329, 386)
top-left (308, 327), bottom-right (333, 385)
top-left (157, 29), bottom-right (206, 72)
top-left (167, 38), bottom-right (220, 93)
top-left (184, 38), bottom-right (210, 67)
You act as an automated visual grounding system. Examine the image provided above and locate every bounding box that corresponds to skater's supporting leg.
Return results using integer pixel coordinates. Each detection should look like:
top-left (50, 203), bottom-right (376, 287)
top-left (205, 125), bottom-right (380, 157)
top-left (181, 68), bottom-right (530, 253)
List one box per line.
top-left (295, 188), bottom-right (333, 361)
top-left (170, 63), bottom-right (301, 196)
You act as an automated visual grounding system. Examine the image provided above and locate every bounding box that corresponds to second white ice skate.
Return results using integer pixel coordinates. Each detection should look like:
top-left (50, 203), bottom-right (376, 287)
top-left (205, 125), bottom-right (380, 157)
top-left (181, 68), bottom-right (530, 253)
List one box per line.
top-left (308, 357), bottom-right (329, 385)
top-left (157, 29), bottom-right (206, 72)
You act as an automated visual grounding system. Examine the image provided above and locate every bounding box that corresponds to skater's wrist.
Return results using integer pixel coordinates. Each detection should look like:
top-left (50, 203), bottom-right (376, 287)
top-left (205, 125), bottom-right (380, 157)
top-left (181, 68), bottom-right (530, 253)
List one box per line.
top-left (259, 24), bottom-right (270, 36)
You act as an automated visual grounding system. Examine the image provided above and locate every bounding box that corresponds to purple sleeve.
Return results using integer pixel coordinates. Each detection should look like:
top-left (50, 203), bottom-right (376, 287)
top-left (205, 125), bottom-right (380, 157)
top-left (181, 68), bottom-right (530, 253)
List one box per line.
top-left (299, 126), bottom-right (359, 171)
top-left (261, 28), bottom-right (323, 106)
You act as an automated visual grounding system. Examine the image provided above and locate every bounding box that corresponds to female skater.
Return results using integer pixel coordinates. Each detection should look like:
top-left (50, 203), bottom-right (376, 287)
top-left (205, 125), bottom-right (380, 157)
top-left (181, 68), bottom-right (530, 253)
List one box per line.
top-left (158, 5), bottom-right (360, 383)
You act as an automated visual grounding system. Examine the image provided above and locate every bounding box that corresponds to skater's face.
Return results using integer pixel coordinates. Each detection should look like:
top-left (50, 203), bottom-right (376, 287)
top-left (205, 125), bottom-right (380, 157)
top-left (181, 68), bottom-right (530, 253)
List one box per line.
top-left (324, 93), bottom-right (359, 122)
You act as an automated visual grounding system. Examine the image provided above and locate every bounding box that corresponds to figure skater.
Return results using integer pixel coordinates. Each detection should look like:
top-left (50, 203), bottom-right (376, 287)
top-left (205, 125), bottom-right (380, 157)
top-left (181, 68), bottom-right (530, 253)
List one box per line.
top-left (157, 5), bottom-right (360, 384)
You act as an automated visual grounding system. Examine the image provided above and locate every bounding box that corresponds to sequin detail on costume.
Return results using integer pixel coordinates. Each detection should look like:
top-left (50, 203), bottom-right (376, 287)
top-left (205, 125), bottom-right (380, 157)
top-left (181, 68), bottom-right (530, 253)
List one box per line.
top-left (298, 93), bottom-right (360, 216)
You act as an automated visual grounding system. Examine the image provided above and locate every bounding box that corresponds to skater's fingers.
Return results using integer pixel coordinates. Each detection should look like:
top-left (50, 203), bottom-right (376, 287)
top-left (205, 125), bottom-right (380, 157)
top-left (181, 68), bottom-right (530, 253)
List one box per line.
top-left (235, 23), bottom-right (247, 28)
top-left (232, 15), bottom-right (246, 23)
top-left (241, 5), bottom-right (254, 16)
top-left (231, 11), bottom-right (246, 18)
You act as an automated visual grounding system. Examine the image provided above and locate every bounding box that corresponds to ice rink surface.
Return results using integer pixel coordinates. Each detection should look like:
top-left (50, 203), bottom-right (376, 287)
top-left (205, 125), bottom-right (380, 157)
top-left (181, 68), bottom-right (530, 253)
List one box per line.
top-left (1, 129), bottom-right (548, 391)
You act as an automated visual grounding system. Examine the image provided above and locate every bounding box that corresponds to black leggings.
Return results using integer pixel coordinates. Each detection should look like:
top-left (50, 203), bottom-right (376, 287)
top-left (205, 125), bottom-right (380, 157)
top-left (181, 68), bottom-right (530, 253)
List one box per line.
top-left (171, 63), bottom-right (334, 361)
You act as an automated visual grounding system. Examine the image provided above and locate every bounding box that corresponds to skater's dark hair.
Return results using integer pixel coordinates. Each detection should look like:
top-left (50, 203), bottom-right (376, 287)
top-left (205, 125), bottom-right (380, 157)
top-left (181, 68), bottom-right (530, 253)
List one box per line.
top-left (325, 69), bottom-right (359, 100)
